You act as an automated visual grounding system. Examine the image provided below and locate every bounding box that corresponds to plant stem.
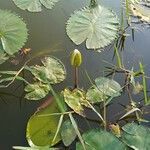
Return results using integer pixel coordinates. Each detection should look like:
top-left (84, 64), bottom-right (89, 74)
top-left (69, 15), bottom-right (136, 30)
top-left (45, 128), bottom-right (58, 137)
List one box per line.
top-left (103, 100), bottom-right (107, 130)
top-left (74, 67), bottom-right (78, 89)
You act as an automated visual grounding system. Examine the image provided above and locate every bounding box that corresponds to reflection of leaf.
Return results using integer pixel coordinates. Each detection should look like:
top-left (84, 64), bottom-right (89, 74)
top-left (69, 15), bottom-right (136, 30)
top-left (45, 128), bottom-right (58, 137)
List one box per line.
top-left (26, 100), bottom-right (61, 146)
top-left (62, 88), bottom-right (89, 116)
top-left (0, 9), bottom-right (28, 55)
top-left (29, 56), bottom-right (66, 84)
top-left (12, 0), bottom-right (59, 12)
top-left (66, 5), bottom-right (119, 49)
top-left (25, 82), bottom-right (50, 100)
top-left (60, 119), bottom-right (77, 146)
top-left (76, 129), bottom-right (126, 150)
top-left (122, 123), bottom-right (150, 150)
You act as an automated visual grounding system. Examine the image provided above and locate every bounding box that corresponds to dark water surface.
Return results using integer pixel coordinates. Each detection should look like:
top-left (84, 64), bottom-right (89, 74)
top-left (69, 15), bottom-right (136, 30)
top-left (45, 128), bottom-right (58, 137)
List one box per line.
top-left (0, 0), bottom-right (150, 149)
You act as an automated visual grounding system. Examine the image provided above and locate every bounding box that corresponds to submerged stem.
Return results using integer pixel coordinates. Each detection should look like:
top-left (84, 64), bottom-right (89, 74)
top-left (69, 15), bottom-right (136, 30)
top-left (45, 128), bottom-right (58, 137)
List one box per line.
top-left (74, 67), bottom-right (78, 89)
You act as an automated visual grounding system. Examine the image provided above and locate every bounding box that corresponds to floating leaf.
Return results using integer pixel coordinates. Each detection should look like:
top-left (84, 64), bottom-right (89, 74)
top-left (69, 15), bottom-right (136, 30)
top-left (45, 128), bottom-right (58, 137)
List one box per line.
top-left (62, 88), bottom-right (89, 116)
top-left (122, 123), bottom-right (150, 150)
top-left (66, 5), bottom-right (119, 49)
top-left (0, 9), bottom-right (28, 55)
top-left (86, 77), bottom-right (122, 104)
top-left (76, 129), bottom-right (126, 150)
top-left (12, 0), bottom-right (59, 12)
top-left (29, 56), bottom-right (66, 84)
top-left (25, 82), bottom-right (50, 100)
top-left (13, 146), bottom-right (58, 150)
top-left (26, 100), bottom-right (61, 146)
top-left (0, 51), bottom-right (9, 64)
top-left (60, 119), bottom-right (77, 146)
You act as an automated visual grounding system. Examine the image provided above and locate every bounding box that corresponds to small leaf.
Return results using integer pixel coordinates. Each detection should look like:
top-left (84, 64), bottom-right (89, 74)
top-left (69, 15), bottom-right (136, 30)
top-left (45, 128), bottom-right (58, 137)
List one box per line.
top-left (76, 129), bottom-right (127, 150)
top-left (26, 100), bottom-right (61, 146)
top-left (62, 88), bottom-right (89, 116)
top-left (122, 123), bottom-right (150, 150)
top-left (0, 9), bottom-right (28, 55)
top-left (12, 0), bottom-right (59, 12)
top-left (60, 119), bottom-right (77, 146)
top-left (25, 82), bottom-right (50, 100)
top-left (29, 56), bottom-right (66, 84)
top-left (66, 5), bottom-right (119, 49)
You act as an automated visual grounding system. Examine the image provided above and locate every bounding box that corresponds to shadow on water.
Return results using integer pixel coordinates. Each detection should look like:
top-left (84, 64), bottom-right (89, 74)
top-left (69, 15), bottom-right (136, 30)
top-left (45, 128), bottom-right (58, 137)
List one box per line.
top-left (0, 0), bottom-right (150, 149)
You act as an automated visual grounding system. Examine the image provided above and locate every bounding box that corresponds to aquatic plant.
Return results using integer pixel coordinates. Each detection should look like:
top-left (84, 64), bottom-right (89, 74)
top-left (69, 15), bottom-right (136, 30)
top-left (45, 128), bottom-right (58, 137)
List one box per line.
top-left (0, 0), bottom-right (150, 150)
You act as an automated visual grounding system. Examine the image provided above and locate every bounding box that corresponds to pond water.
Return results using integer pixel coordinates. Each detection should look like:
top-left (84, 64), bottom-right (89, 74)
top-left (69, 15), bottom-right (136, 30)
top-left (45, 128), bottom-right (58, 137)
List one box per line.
top-left (0, 0), bottom-right (150, 149)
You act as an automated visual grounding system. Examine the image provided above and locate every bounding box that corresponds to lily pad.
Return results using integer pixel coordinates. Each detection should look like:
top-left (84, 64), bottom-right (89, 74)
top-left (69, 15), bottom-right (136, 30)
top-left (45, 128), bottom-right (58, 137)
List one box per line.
top-left (0, 9), bottom-right (28, 55)
top-left (76, 129), bottom-right (126, 150)
top-left (62, 88), bottom-right (89, 116)
top-left (29, 56), bottom-right (66, 84)
top-left (66, 4), bottom-right (119, 49)
top-left (60, 119), bottom-right (77, 146)
top-left (86, 77), bottom-right (122, 104)
top-left (12, 0), bottom-right (59, 12)
top-left (26, 100), bottom-right (61, 146)
top-left (25, 82), bottom-right (50, 100)
top-left (121, 123), bottom-right (150, 150)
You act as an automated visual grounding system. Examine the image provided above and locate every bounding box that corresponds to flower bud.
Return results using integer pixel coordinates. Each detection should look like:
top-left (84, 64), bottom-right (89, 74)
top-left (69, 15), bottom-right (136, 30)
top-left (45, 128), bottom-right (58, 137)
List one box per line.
top-left (70, 49), bottom-right (82, 67)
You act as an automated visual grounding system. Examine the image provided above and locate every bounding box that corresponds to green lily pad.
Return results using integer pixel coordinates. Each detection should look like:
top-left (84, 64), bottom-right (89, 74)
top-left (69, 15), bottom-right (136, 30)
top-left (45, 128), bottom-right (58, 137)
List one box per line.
top-left (121, 123), bottom-right (150, 150)
top-left (25, 82), bottom-right (50, 100)
top-left (0, 9), bottom-right (28, 55)
top-left (62, 88), bottom-right (89, 116)
top-left (60, 119), bottom-right (77, 146)
top-left (66, 4), bottom-right (119, 49)
top-left (76, 129), bottom-right (127, 150)
top-left (86, 77), bottom-right (122, 104)
top-left (29, 56), bottom-right (66, 84)
top-left (26, 100), bottom-right (61, 146)
top-left (12, 0), bottom-right (59, 12)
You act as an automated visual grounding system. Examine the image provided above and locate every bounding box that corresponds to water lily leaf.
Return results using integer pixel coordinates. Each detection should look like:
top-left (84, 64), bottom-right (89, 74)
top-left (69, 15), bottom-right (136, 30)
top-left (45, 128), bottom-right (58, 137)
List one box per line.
top-left (0, 9), bottom-right (28, 55)
top-left (66, 5), bottom-right (119, 49)
top-left (60, 119), bottom-right (77, 146)
top-left (76, 129), bottom-right (126, 150)
top-left (86, 77), bottom-right (122, 104)
top-left (29, 56), bottom-right (66, 84)
top-left (86, 85), bottom-right (108, 103)
top-left (0, 51), bottom-right (9, 64)
top-left (13, 146), bottom-right (58, 150)
top-left (26, 100), bottom-right (61, 146)
top-left (25, 82), bottom-right (50, 100)
top-left (122, 123), bottom-right (150, 150)
top-left (62, 88), bottom-right (89, 116)
top-left (12, 0), bottom-right (59, 12)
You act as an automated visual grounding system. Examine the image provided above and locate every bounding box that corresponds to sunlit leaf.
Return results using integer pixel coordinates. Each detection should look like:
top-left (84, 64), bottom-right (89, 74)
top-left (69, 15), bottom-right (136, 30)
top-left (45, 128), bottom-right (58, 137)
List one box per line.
top-left (62, 88), bottom-right (89, 116)
top-left (66, 4), bottom-right (119, 49)
top-left (25, 82), bottom-right (50, 100)
top-left (122, 123), bottom-right (150, 150)
top-left (26, 100), bottom-right (61, 146)
top-left (76, 129), bottom-right (126, 150)
top-left (12, 0), bottom-right (59, 12)
top-left (60, 119), bottom-right (77, 146)
top-left (0, 9), bottom-right (28, 55)
top-left (29, 56), bottom-right (66, 84)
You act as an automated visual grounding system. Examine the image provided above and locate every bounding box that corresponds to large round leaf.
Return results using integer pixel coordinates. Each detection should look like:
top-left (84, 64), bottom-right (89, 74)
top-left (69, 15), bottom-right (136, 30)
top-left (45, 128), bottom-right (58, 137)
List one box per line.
top-left (29, 56), bottom-right (66, 84)
top-left (0, 9), bottom-right (28, 55)
top-left (12, 0), bottom-right (59, 12)
top-left (26, 100), bottom-right (61, 146)
top-left (66, 5), bottom-right (119, 50)
top-left (76, 129), bottom-right (126, 150)
top-left (121, 123), bottom-right (150, 150)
